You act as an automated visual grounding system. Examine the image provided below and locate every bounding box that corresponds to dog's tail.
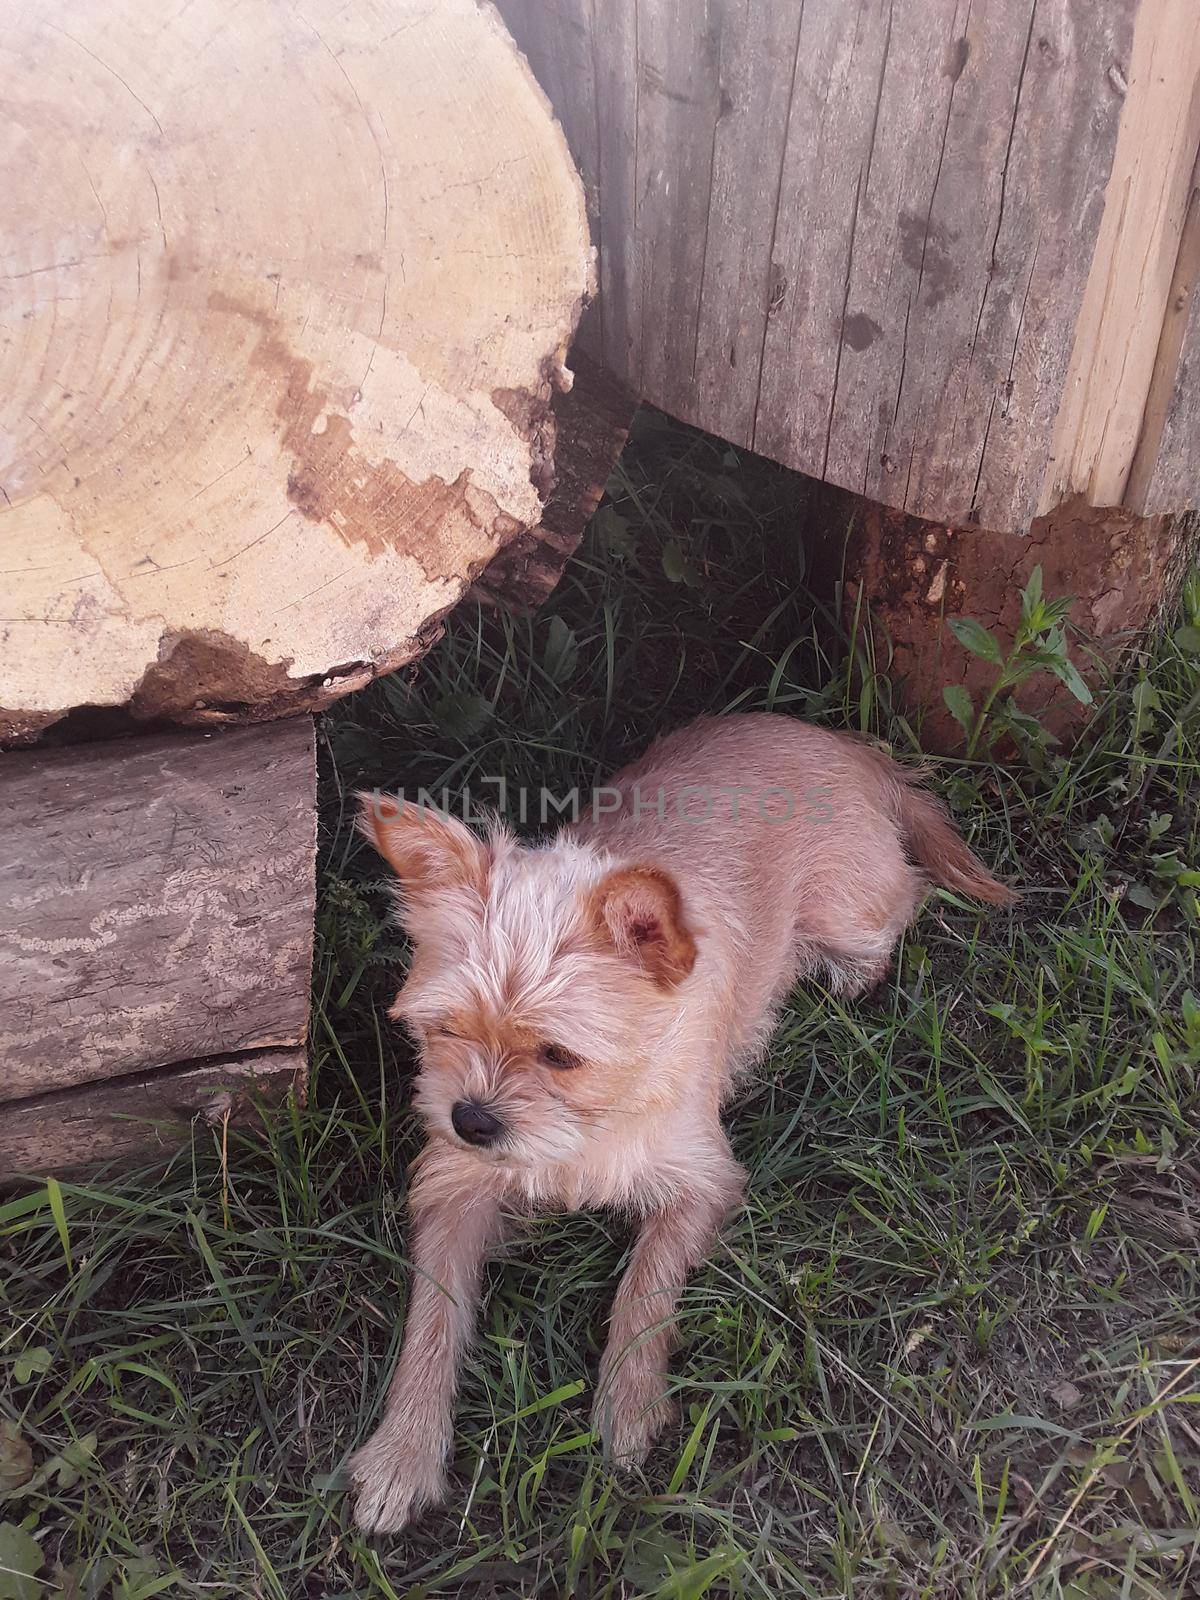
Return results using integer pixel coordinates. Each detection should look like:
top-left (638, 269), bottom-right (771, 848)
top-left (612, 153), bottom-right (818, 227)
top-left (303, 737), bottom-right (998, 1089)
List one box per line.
top-left (891, 777), bottom-right (1017, 905)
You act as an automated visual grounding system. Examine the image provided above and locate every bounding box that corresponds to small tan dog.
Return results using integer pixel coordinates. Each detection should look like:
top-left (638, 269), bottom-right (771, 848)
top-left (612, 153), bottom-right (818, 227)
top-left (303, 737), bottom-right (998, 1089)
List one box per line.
top-left (348, 713), bottom-right (1013, 1533)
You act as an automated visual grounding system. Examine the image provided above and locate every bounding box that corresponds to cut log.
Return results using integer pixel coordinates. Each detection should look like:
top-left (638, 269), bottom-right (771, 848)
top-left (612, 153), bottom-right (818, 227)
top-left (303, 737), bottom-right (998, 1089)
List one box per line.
top-left (0, 720), bottom-right (316, 1174)
top-left (0, 721), bottom-right (315, 1104)
top-left (498, 0), bottom-right (1200, 537)
top-left (0, 0), bottom-right (593, 743)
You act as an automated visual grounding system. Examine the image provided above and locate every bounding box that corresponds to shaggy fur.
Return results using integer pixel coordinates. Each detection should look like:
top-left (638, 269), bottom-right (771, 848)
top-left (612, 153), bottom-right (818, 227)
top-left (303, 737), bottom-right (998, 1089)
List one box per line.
top-left (348, 713), bottom-right (1014, 1533)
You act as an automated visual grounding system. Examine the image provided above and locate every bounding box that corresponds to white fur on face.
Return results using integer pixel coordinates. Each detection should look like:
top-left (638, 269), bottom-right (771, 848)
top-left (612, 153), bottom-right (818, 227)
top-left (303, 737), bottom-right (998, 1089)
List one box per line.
top-left (394, 832), bottom-right (687, 1169)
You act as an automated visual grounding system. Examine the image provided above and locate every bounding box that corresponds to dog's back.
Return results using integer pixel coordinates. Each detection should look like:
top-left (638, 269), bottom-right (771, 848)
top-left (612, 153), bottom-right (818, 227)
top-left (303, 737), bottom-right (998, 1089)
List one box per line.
top-left (583, 713), bottom-right (1012, 1038)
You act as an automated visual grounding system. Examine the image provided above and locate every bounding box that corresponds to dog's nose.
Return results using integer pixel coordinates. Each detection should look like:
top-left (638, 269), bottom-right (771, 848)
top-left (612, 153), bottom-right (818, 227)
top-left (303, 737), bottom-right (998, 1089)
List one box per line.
top-left (451, 1100), bottom-right (504, 1146)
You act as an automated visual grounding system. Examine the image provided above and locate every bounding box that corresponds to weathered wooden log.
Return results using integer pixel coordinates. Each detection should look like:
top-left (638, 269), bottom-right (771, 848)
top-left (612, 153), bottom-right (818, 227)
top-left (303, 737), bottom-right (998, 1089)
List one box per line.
top-left (498, 0), bottom-right (1200, 537)
top-left (0, 1053), bottom-right (305, 1179)
top-left (0, 0), bottom-right (593, 743)
top-left (0, 720), bottom-right (315, 1176)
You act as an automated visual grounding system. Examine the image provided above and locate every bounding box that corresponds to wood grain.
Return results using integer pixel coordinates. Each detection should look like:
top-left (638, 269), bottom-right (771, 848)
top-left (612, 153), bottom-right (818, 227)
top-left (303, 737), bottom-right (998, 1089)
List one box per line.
top-left (0, 0), bottom-right (591, 740)
top-left (498, 0), bottom-right (1148, 534)
top-left (0, 1050), bottom-right (305, 1178)
top-left (1042, 0), bottom-right (1200, 516)
top-left (1127, 173), bottom-right (1200, 514)
top-left (0, 720), bottom-right (316, 1104)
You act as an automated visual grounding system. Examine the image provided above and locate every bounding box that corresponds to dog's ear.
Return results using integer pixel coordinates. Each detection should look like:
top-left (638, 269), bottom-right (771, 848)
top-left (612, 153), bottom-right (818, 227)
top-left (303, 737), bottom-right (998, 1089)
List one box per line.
top-left (589, 865), bottom-right (696, 986)
top-left (357, 793), bottom-right (488, 899)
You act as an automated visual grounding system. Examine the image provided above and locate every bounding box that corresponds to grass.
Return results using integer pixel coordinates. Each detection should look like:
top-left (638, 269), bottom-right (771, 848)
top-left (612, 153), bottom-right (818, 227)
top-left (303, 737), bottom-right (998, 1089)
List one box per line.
top-left (4, 411), bottom-right (1200, 1599)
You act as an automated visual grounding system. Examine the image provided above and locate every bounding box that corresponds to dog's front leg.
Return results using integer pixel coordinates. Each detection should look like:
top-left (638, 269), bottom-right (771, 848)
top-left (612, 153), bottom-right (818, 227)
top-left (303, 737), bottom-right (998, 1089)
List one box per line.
top-left (595, 1143), bottom-right (744, 1463)
top-left (350, 1159), bottom-right (502, 1535)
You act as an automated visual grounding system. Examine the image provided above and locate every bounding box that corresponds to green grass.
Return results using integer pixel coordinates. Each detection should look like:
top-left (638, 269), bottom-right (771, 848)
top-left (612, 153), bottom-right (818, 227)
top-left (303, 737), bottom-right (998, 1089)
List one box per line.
top-left (4, 412), bottom-right (1200, 1599)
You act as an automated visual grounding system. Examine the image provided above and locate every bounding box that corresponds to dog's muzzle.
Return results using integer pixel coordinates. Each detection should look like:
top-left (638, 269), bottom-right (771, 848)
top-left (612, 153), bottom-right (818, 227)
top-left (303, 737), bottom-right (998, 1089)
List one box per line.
top-left (451, 1100), bottom-right (505, 1147)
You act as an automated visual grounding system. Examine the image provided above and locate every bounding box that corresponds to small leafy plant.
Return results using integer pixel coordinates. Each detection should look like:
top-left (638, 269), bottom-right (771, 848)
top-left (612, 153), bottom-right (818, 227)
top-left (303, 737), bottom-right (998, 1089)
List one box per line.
top-left (942, 565), bottom-right (1092, 756)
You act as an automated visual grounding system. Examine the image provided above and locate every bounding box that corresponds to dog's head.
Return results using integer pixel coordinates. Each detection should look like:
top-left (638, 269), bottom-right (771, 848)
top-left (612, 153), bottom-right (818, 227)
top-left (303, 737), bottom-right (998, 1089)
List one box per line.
top-left (359, 795), bottom-right (697, 1166)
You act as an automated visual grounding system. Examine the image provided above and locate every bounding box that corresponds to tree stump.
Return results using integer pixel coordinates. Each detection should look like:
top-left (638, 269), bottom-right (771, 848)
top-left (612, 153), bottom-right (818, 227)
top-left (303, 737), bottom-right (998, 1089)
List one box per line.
top-left (0, 0), bottom-right (594, 743)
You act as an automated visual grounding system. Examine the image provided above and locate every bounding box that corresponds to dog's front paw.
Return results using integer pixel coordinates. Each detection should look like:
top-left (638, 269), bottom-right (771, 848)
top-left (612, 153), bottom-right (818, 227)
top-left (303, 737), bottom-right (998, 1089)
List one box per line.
top-left (348, 1430), bottom-right (447, 1536)
top-left (594, 1358), bottom-right (679, 1465)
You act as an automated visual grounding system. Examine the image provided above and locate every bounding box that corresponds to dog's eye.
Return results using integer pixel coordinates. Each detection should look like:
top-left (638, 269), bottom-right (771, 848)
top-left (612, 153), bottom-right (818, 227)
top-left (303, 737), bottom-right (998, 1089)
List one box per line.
top-left (538, 1042), bottom-right (582, 1070)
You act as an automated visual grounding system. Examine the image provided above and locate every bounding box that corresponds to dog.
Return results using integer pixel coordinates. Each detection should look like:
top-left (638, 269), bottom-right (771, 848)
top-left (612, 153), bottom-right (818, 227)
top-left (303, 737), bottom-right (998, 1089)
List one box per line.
top-left (347, 712), bottom-right (1014, 1533)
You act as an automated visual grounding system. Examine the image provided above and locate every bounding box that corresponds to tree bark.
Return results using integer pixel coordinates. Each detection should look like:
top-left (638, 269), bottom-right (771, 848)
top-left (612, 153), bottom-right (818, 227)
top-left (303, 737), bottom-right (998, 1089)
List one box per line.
top-left (471, 350), bottom-right (638, 614)
top-left (0, 720), bottom-right (316, 1175)
top-left (0, 1052), bottom-right (305, 1180)
top-left (828, 495), bottom-right (1193, 750)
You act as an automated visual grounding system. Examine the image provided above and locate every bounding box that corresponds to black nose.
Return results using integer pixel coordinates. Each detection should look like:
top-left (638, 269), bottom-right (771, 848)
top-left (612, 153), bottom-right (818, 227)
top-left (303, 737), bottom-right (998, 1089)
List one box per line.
top-left (451, 1101), bottom-right (504, 1146)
